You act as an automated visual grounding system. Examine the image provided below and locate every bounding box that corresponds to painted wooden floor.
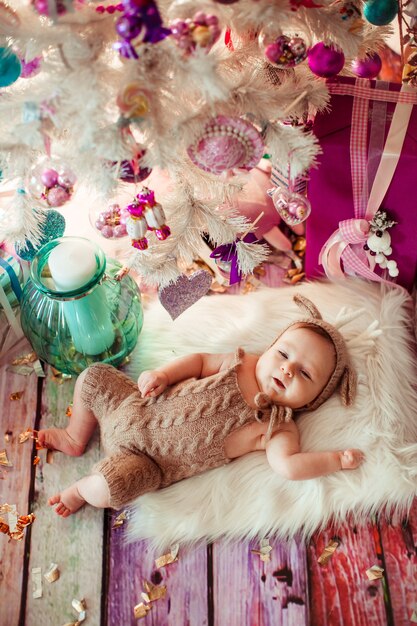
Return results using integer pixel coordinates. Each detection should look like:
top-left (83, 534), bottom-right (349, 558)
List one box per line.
top-left (1, 351), bottom-right (417, 626)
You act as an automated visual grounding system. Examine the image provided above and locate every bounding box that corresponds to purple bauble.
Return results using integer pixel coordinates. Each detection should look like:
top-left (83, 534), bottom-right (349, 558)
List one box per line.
top-left (351, 52), bottom-right (382, 78)
top-left (308, 43), bottom-right (345, 78)
top-left (41, 168), bottom-right (58, 188)
top-left (116, 14), bottom-right (142, 40)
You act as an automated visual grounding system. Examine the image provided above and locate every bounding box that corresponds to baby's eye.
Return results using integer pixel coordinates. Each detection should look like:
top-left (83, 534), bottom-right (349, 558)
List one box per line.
top-left (301, 370), bottom-right (312, 380)
top-left (278, 350), bottom-right (288, 359)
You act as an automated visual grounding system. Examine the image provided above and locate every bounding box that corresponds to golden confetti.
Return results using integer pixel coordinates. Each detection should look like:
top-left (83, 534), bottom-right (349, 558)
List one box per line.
top-left (10, 391), bottom-right (23, 401)
top-left (72, 599), bottom-right (87, 614)
top-left (0, 518), bottom-right (9, 534)
top-left (0, 503), bottom-right (14, 514)
top-left (251, 538), bottom-right (273, 562)
top-left (66, 404), bottom-right (73, 418)
top-left (141, 580), bottom-right (167, 602)
top-left (0, 449), bottom-right (12, 466)
top-left (71, 598), bottom-right (87, 624)
top-left (317, 539), bottom-right (340, 566)
top-left (51, 367), bottom-right (72, 384)
top-left (8, 352), bottom-right (44, 377)
top-left (134, 602), bottom-right (152, 619)
top-left (33, 456), bottom-right (40, 465)
top-left (112, 511), bottom-right (127, 529)
top-left (9, 512), bottom-right (36, 541)
top-left (12, 352), bottom-right (37, 366)
top-left (155, 543), bottom-right (179, 568)
top-left (44, 563), bottom-right (60, 583)
top-left (4, 430), bottom-right (12, 443)
top-left (365, 565), bottom-right (384, 580)
top-left (32, 567), bottom-right (42, 599)
top-left (19, 428), bottom-right (33, 443)
top-left (46, 449), bottom-right (54, 464)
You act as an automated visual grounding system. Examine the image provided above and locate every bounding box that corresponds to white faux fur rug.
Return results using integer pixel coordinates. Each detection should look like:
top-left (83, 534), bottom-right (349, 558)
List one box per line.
top-left (124, 280), bottom-right (417, 547)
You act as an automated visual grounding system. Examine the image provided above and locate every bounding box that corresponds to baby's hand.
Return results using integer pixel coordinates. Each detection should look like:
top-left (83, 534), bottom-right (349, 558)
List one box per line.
top-left (339, 449), bottom-right (364, 470)
top-left (138, 370), bottom-right (169, 398)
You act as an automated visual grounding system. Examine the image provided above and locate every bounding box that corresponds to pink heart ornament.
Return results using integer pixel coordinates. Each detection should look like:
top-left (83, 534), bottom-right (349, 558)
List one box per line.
top-left (158, 270), bottom-right (212, 320)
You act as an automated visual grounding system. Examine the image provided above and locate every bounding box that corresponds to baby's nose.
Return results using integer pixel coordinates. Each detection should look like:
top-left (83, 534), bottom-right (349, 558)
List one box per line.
top-left (281, 364), bottom-right (293, 377)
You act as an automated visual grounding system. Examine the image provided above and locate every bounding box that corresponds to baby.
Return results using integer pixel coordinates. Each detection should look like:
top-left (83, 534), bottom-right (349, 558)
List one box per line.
top-left (38, 294), bottom-right (363, 517)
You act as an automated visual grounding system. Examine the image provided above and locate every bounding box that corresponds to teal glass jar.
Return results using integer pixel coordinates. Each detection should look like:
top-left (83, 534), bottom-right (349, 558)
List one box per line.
top-left (20, 236), bottom-right (143, 375)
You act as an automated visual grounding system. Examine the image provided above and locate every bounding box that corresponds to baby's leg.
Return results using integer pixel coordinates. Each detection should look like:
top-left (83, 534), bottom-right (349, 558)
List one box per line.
top-left (49, 473), bottom-right (110, 517)
top-left (49, 451), bottom-right (162, 516)
top-left (38, 368), bottom-right (98, 456)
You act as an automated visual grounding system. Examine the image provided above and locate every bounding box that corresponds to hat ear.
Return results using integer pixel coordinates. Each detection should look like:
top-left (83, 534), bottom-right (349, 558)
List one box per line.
top-left (339, 366), bottom-right (357, 406)
top-left (293, 294), bottom-right (323, 320)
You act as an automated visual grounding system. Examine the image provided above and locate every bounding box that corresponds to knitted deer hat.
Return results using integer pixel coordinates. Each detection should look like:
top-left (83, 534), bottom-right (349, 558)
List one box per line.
top-left (275, 294), bottom-right (357, 412)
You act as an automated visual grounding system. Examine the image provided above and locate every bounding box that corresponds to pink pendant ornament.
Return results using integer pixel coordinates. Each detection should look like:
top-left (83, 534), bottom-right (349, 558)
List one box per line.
top-left (187, 115), bottom-right (264, 175)
top-left (93, 203), bottom-right (128, 239)
top-left (351, 52), bottom-right (382, 78)
top-left (158, 270), bottom-right (212, 319)
top-left (125, 187), bottom-right (170, 250)
top-left (26, 159), bottom-right (76, 208)
top-left (308, 43), bottom-right (345, 77)
top-left (264, 35), bottom-right (307, 68)
top-left (270, 187), bottom-right (311, 226)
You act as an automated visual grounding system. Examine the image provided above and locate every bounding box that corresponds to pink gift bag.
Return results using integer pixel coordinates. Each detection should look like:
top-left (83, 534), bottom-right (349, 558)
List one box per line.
top-left (305, 77), bottom-right (417, 292)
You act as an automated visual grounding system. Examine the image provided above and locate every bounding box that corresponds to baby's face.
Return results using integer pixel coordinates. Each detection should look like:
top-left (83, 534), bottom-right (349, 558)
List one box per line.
top-left (255, 326), bottom-right (336, 409)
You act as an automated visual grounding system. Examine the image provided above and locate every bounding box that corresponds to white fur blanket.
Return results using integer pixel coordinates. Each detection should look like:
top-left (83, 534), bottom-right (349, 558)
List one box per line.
top-left (125, 280), bottom-right (417, 547)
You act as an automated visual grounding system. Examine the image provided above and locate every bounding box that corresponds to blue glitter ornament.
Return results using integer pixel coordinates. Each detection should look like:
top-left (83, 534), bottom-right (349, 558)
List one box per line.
top-left (0, 47), bottom-right (21, 88)
top-left (363, 0), bottom-right (398, 25)
top-left (16, 210), bottom-right (66, 261)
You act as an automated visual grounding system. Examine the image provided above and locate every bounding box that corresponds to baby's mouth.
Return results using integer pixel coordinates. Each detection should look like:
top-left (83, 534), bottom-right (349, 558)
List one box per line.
top-left (273, 377), bottom-right (285, 390)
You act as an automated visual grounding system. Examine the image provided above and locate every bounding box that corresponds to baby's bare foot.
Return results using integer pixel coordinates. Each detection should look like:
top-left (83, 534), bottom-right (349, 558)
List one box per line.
top-left (37, 428), bottom-right (84, 456)
top-left (48, 485), bottom-right (86, 517)
top-left (339, 449), bottom-right (364, 470)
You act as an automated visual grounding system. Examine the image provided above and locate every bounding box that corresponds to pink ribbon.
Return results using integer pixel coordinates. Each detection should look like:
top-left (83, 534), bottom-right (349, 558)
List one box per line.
top-left (319, 80), bottom-right (414, 283)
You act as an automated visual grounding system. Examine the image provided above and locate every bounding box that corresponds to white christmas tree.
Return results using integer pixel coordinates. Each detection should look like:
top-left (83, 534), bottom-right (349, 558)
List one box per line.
top-left (0, 0), bottom-right (392, 286)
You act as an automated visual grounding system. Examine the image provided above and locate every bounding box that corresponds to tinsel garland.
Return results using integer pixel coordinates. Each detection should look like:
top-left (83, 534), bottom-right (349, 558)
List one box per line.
top-left (0, 0), bottom-right (391, 285)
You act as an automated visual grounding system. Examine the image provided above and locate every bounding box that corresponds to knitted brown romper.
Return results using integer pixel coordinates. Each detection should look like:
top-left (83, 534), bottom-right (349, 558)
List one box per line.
top-left (80, 348), bottom-right (275, 509)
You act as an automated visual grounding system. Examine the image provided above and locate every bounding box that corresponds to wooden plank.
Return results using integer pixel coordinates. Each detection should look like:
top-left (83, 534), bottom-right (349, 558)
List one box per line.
top-left (24, 371), bottom-right (104, 626)
top-left (0, 364), bottom-right (39, 626)
top-left (379, 499), bottom-right (417, 625)
top-left (307, 520), bottom-right (388, 626)
top-left (211, 537), bottom-right (309, 626)
top-left (107, 525), bottom-right (209, 625)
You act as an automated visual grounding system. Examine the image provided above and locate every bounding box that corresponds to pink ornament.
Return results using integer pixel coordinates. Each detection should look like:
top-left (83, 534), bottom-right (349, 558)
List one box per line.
top-left (27, 159), bottom-right (76, 208)
top-left (41, 168), bottom-right (58, 188)
top-left (46, 186), bottom-right (70, 207)
top-left (170, 12), bottom-right (221, 54)
top-left (187, 115), bottom-right (264, 175)
top-left (57, 170), bottom-right (77, 188)
top-left (270, 187), bottom-right (311, 226)
top-left (264, 35), bottom-right (307, 68)
top-left (351, 52), bottom-right (382, 78)
top-left (307, 43), bottom-right (345, 78)
top-left (93, 203), bottom-right (128, 239)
